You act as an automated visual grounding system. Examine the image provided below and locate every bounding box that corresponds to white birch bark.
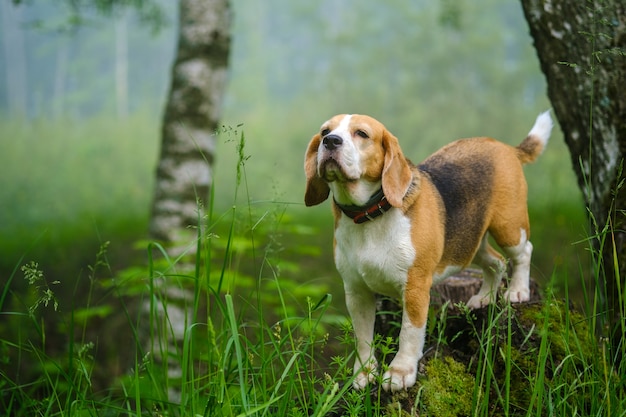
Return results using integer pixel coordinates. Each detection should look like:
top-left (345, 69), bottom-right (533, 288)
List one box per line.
top-left (143, 0), bottom-right (231, 402)
top-left (149, 0), bottom-right (231, 244)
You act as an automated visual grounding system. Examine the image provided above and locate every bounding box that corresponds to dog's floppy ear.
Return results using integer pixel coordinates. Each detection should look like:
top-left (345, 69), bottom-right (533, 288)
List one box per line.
top-left (304, 133), bottom-right (330, 206)
top-left (381, 129), bottom-right (412, 208)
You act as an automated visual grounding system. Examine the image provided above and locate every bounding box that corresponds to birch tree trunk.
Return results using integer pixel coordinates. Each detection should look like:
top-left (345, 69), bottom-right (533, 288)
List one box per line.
top-left (520, 0), bottom-right (626, 348)
top-left (143, 0), bottom-right (231, 401)
top-left (149, 0), bottom-right (231, 244)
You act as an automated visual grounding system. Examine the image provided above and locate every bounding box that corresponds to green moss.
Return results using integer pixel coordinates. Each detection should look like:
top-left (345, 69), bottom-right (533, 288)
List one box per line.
top-left (384, 402), bottom-right (414, 417)
top-left (507, 301), bottom-right (598, 414)
top-left (505, 346), bottom-right (535, 411)
top-left (519, 301), bottom-right (595, 363)
top-left (421, 357), bottom-right (475, 417)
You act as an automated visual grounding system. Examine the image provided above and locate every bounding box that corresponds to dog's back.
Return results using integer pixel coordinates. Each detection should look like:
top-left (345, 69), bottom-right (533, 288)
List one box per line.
top-left (418, 111), bottom-right (552, 267)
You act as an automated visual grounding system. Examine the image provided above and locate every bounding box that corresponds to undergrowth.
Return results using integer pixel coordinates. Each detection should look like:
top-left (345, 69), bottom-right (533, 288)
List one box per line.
top-left (1, 125), bottom-right (624, 416)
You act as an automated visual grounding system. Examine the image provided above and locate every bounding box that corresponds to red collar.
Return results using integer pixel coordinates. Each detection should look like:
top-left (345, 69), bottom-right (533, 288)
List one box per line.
top-left (334, 189), bottom-right (392, 224)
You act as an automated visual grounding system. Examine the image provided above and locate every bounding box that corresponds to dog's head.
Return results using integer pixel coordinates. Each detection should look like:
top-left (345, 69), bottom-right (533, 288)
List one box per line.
top-left (304, 114), bottom-right (412, 208)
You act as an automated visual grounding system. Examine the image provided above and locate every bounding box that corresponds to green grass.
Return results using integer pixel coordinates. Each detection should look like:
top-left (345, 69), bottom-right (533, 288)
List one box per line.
top-left (0, 114), bottom-right (623, 415)
top-left (3, 241), bottom-right (625, 416)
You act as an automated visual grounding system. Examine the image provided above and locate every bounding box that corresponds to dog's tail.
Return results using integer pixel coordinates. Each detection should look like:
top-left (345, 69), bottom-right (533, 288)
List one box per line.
top-left (516, 110), bottom-right (553, 164)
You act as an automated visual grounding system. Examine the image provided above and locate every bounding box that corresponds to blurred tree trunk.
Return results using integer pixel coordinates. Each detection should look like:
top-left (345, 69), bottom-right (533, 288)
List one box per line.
top-left (1, 1), bottom-right (28, 117)
top-left (114, 10), bottom-right (129, 119)
top-left (53, 43), bottom-right (68, 118)
top-left (149, 0), bottom-right (231, 244)
top-left (521, 0), bottom-right (626, 347)
top-left (143, 0), bottom-right (231, 402)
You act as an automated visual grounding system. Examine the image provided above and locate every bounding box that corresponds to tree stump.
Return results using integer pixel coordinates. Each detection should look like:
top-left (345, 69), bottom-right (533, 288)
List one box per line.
top-left (327, 267), bottom-right (599, 416)
top-left (355, 270), bottom-right (558, 417)
top-left (374, 269), bottom-right (542, 339)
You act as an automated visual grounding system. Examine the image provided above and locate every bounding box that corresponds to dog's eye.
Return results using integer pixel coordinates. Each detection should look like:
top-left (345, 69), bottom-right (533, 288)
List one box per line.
top-left (321, 128), bottom-right (330, 137)
top-left (355, 129), bottom-right (369, 139)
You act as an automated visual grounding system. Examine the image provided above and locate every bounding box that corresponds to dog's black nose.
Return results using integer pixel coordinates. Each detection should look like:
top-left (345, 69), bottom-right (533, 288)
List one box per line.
top-left (323, 134), bottom-right (343, 150)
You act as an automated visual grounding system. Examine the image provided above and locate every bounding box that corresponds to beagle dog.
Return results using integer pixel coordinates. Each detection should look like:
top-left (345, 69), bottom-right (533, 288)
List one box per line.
top-left (304, 112), bottom-right (553, 391)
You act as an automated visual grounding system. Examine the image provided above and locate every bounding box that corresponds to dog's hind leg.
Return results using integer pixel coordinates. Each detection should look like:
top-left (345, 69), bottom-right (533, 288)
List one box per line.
top-left (502, 228), bottom-right (533, 303)
top-left (468, 233), bottom-right (507, 309)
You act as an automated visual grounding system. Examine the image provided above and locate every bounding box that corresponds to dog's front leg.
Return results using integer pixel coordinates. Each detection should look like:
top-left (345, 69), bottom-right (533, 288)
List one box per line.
top-left (345, 286), bottom-right (377, 389)
top-left (382, 270), bottom-right (430, 391)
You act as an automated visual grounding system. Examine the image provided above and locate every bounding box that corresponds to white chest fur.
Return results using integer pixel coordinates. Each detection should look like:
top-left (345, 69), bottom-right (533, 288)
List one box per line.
top-left (334, 209), bottom-right (416, 298)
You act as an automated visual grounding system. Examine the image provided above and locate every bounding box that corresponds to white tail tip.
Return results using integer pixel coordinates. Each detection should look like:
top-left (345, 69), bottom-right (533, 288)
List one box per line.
top-left (528, 110), bottom-right (553, 145)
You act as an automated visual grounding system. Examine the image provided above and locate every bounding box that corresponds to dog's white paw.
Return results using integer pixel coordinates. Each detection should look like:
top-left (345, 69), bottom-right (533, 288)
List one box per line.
top-left (382, 359), bottom-right (417, 391)
top-left (467, 293), bottom-right (494, 310)
top-left (504, 287), bottom-right (530, 303)
top-left (352, 360), bottom-right (378, 390)
top-left (382, 366), bottom-right (417, 391)
top-left (353, 370), bottom-right (376, 390)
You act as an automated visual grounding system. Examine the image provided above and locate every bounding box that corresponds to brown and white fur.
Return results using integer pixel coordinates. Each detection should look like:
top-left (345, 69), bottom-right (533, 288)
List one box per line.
top-left (304, 112), bottom-right (553, 391)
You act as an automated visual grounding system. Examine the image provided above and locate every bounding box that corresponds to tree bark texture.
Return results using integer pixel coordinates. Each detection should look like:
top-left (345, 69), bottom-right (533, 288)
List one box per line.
top-left (149, 0), bottom-right (231, 244)
top-left (521, 0), bottom-right (626, 337)
top-left (142, 0), bottom-right (231, 402)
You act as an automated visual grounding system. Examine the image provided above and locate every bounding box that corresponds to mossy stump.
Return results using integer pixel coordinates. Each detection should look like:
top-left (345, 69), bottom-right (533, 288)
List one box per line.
top-left (330, 271), bottom-right (596, 417)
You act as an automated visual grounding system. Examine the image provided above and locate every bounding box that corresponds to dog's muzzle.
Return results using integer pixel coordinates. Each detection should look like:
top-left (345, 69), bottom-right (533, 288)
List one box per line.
top-left (323, 134), bottom-right (343, 150)
top-left (318, 134), bottom-right (359, 182)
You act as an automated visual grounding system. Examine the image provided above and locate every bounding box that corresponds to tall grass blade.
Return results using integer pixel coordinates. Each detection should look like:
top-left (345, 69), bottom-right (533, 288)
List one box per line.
top-left (225, 293), bottom-right (249, 413)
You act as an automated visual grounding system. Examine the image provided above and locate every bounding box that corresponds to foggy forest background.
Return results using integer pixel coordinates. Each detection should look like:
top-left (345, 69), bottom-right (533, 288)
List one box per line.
top-left (1, 0), bottom-right (586, 293)
top-left (1, 1), bottom-right (610, 414)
